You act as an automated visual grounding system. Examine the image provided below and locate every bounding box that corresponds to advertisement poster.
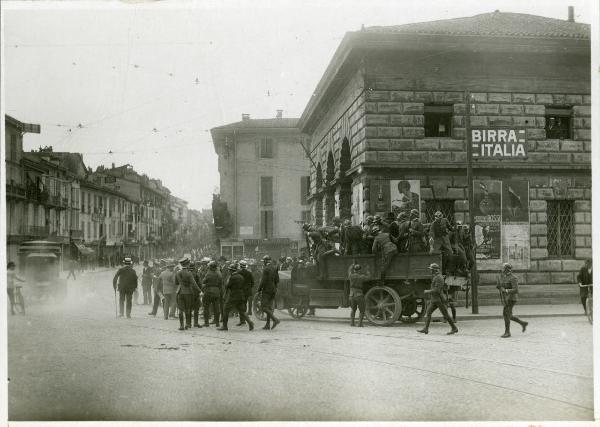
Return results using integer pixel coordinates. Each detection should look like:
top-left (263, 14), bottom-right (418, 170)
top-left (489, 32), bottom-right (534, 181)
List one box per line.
top-left (390, 179), bottom-right (421, 218)
top-left (369, 179), bottom-right (391, 216)
top-left (352, 182), bottom-right (362, 225)
top-left (473, 180), bottom-right (502, 268)
top-left (502, 180), bottom-right (530, 269)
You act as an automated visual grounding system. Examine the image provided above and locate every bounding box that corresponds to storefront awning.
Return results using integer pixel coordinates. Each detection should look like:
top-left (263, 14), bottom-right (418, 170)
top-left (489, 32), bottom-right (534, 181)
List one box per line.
top-left (72, 242), bottom-right (95, 256)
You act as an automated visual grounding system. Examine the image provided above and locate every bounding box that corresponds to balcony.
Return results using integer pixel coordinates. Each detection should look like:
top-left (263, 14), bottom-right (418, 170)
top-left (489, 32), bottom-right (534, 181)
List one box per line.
top-left (6, 183), bottom-right (26, 199)
top-left (20, 225), bottom-right (50, 238)
top-left (126, 214), bottom-right (134, 222)
top-left (92, 213), bottom-right (105, 222)
top-left (61, 197), bottom-right (69, 208)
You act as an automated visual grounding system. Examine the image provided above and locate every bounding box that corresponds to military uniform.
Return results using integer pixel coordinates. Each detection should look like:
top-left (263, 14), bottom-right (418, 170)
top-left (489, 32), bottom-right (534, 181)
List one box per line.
top-left (219, 271), bottom-right (254, 331)
top-left (175, 268), bottom-right (201, 330)
top-left (372, 231), bottom-right (398, 282)
top-left (348, 265), bottom-right (367, 327)
top-left (237, 268), bottom-right (254, 325)
top-left (141, 264), bottom-right (153, 305)
top-left (202, 268), bottom-right (223, 327)
top-left (497, 270), bottom-right (527, 337)
top-left (418, 268), bottom-right (458, 335)
top-left (258, 262), bottom-right (280, 329)
top-left (158, 267), bottom-right (176, 319)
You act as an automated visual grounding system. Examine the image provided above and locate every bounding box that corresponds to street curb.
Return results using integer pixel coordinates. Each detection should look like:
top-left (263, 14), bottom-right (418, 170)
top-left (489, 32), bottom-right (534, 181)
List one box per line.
top-left (454, 313), bottom-right (582, 321)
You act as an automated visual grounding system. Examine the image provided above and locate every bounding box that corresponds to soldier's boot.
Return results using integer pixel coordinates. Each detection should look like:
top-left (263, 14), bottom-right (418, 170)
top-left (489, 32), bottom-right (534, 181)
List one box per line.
top-left (446, 318), bottom-right (458, 335)
top-left (178, 314), bottom-right (185, 331)
top-left (501, 317), bottom-right (511, 338)
top-left (270, 313), bottom-right (281, 330)
top-left (418, 316), bottom-right (431, 334)
top-left (451, 306), bottom-right (457, 322)
top-left (350, 309), bottom-right (356, 326)
top-left (193, 311), bottom-right (202, 328)
top-left (218, 313), bottom-right (229, 331)
top-left (263, 313), bottom-right (271, 330)
top-left (358, 313), bottom-right (365, 327)
top-left (240, 312), bottom-right (254, 331)
top-left (512, 317), bottom-right (528, 333)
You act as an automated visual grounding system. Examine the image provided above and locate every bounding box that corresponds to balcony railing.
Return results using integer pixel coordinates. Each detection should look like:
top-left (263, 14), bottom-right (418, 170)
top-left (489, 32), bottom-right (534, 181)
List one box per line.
top-left (20, 225), bottom-right (50, 238)
top-left (92, 213), bottom-right (105, 222)
top-left (6, 183), bottom-right (26, 199)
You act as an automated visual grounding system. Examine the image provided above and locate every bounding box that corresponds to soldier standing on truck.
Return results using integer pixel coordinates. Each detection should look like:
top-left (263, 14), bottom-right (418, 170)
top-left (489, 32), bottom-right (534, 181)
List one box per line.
top-left (417, 263), bottom-right (458, 335)
top-left (371, 226), bottom-right (398, 283)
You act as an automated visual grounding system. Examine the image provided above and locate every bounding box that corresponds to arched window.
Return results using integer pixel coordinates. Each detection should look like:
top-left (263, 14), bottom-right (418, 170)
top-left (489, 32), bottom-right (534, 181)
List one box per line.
top-left (339, 138), bottom-right (351, 176)
top-left (326, 151), bottom-right (335, 184)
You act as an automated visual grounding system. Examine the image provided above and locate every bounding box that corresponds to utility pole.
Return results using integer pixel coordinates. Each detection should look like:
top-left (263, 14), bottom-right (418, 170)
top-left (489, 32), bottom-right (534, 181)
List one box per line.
top-left (465, 90), bottom-right (479, 314)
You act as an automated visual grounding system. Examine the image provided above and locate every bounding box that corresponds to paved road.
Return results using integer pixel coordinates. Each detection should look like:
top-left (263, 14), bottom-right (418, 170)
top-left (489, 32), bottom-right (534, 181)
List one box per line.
top-left (7, 269), bottom-right (594, 421)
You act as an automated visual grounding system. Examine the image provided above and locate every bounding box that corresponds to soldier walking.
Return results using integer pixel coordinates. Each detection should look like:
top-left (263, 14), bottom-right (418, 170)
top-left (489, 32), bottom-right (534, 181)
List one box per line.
top-left (175, 257), bottom-right (202, 330)
top-left (112, 257), bottom-right (138, 319)
top-left (258, 255), bottom-right (280, 330)
top-left (218, 263), bottom-right (254, 331)
top-left (418, 263), bottom-right (458, 335)
top-left (497, 263), bottom-right (528, 338)
top-left (202, 261), bottom-right (222, 327)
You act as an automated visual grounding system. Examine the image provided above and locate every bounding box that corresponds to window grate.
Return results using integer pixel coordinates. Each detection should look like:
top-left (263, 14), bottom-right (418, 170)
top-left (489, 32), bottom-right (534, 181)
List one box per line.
top-left (424, 200), bottom-right (455, 224)
top-left (547, 200), bottom-right (574, 258)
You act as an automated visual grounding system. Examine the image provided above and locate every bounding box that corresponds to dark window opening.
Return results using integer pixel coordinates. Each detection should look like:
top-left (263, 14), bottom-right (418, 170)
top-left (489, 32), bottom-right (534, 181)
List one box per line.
top-left (548, 200), bottom-right (574, 258)
top-left (261, 210), bottom-right (274, 239)
top-left (545, 107), bottom-right (572, 140)
top-left (424, 105), bottom-right (453, 138)
top-left (300, 176), bottom-right (310, 205)
top-left (260, 138), bottom-right (274, 158)
top-left (260, 176), bottom-right (273, 206)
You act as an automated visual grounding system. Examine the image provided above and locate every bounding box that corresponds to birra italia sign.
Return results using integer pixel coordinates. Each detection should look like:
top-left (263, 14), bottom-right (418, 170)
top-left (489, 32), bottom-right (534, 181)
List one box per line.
top-left (471, 128), bottom-right (527, 159)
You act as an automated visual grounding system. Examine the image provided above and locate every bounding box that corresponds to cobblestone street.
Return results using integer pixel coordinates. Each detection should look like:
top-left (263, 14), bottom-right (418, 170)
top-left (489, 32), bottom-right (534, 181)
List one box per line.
top-left (7, 270), bottom-right (594, 421)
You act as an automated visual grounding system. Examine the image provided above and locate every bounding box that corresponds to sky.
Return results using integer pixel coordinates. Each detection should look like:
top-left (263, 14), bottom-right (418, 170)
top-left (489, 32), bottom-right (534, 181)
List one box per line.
top-left (2, 0), bottom-right (593, 210)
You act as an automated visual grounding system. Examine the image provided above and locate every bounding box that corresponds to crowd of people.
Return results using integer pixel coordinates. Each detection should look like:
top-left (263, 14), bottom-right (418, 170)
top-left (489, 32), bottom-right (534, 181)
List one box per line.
top-left (303, 210), bottom-right (474, 281)
top-left (112, 254), bottom-right (283, 332)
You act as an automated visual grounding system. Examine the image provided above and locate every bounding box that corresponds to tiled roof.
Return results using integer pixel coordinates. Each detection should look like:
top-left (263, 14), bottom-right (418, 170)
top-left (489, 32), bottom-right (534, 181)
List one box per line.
top-left (212, 118), bottom-right (300, 131)
top-left (364, 11), bottom-right (590, 39)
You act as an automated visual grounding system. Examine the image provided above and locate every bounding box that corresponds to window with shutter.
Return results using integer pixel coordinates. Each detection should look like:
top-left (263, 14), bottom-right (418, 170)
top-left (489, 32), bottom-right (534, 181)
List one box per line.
top-left (261, 210), bottom-right (274, 238)
top-left (260, 138), bottom-right (274, 158)
top-left (261, 176), bottom-right (273, 206)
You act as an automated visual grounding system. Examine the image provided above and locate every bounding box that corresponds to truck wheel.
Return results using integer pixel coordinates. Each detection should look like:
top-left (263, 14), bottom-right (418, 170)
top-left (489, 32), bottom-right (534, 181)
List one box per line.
top-left (365, 286), bottom-right (401, 326)
top-left (252, 293), bottom-right (266, 321)
top-left (399, 297), bottom-right (425, 323)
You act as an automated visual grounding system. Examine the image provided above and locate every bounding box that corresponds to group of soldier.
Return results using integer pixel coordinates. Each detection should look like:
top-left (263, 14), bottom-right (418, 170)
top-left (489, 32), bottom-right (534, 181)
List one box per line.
top-left (112, 254), bottom-right (282, 332)
top-left (303, 210), bottom-right (473, 282)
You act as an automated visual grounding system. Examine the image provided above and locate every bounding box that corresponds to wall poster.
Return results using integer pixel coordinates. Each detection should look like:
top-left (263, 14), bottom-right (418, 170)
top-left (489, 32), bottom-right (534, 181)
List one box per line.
top-left (390, 179), bottom-right (421, 219)
top-left (501, 180), bottom-right (530, 269)
top-left (473, 180), bottom-right (502, 269)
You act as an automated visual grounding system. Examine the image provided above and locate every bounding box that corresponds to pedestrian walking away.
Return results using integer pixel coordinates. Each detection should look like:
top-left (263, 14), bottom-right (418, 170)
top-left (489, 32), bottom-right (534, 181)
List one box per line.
top-left (497, 263), bottom-right (528, 338)
top-left (113, 257), bottom-right (138, 319)
top-left (258, 255), bottom-right (280, 330)
top-left (7, 261), bottom-right (26, 316)
top-left (66, 258), bottom-right (77, 280)
top-left (202, 260), bottom-right (223, 327)
top-left (218, 263), bottom-right (254, 331)
top-left (141, 261), bottom-right (153, 305)
top-left (417, 263), bottom-right (458, 335)
top-left (175, 257), bottom-right (202, 330)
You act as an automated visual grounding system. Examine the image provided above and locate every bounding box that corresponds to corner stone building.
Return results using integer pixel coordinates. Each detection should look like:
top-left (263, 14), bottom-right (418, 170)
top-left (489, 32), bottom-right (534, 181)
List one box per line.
top-left (299, 12), bottom-right (590, 304)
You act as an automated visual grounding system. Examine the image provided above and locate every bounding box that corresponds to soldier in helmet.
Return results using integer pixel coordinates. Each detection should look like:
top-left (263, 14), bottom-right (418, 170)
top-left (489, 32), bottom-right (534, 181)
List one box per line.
top-left (236, 260), bottom-right (254, 326)
top-left (395, 211), bottom-right (410, 252)
top-left (406, 209), bottom-right (428, 253)
top-left (348, 263), bottom-right (370, 327)
top-left (258, 255), bottom-right (281, 330)
top-left (497, 263), bottom-right (528, 338)
top-left (175, 256), bottom-right (202, 330)
top-left (218, 263), bottom-right (254, 331)
top-left (371, 225), bottom-right (398, 283)
top-left (417, 263), bottom-right (458, 335)
top-left (202, 260), bottom-right (222, 327)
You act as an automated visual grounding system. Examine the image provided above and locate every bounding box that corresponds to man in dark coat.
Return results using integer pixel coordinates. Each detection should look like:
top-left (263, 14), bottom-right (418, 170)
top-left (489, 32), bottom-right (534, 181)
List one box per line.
top-left (341, 219), bottom-right (364, 255)
top-left (236, 260), bottom-right (255, 326)
top-left (141, 260), bottom-right (153, 305)
top-left (417, 263), bottom-right (458, 335)
top-left (113, 257), bottom-right (138, 319)
top-left (175, 257), bottom-right (202, 330)
top-left (577, 258), bottom-right (593, 314)
top-left (406, 209), bottom-right (428, 253)
top-left (218, 263), bottom-right (254, 331)
top-left (496, 263), bottom-right (528, 338)
top-left (258, 255), bottom-right (280, 330)
top-left (202, 261), bottom-right (223, 327)
top-left (371, 226), bottom-right (398, 283)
